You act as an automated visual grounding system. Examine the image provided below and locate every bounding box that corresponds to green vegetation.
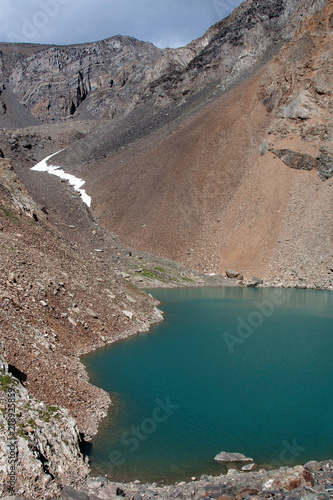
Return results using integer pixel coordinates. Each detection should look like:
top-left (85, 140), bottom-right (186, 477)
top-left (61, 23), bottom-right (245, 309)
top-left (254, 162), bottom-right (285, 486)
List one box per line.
top-left (0, 206), bottom-right (19, 220)
top-left (181, 276), bottom-right (194, 283)
top-left (0, 374), bottom-right (17, 391)
top-left (27, 418), bottom-right (36, 429)
top-left (141, 268), bottom-right (167, 282)
top-left (17, 423), bottom-right (29, 440)
top-left (43, 405), bottom-right (60, 422)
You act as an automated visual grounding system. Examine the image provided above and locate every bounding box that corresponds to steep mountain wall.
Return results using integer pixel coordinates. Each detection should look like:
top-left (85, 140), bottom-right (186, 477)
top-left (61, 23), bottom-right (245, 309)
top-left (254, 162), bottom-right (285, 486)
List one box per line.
top-left (0, 0), bottom-right (327, 125)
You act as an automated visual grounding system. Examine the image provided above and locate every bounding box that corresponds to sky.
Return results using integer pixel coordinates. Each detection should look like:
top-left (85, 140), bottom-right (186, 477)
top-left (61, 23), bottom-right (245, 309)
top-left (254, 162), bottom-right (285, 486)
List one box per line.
top-left (0, 0), bottom-right (243, 48)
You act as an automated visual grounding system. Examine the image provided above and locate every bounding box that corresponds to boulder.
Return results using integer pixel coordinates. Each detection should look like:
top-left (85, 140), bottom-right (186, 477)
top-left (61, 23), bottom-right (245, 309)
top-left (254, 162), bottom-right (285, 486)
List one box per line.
top-left (214, 451), bottom-right (254, 462)
top-left (123, 310), bottom-right (133, 320)
top-left (60, 486), bottom-right (89, 500)
top-left (259, 142), bottom-right (270, 156)
top-left (86, 477), bottom-right (107, 489)
top-left (86, 308), bottom-right (98, 319)
top-left (317, 150), bottom-right (333, 180)
top-left (269, 148), bottom-right (318, 171)
top-left (226, 270), bottom-right (242, 279)
top-left (242, 463), bottom-right (255, 471)
top-left (247, 277), bottom-right (263, 287)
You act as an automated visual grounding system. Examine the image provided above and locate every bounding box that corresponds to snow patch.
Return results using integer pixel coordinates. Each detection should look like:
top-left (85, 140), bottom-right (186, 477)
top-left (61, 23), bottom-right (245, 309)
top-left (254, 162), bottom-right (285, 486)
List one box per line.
top-left (31, 151), bottom-right (91, 207)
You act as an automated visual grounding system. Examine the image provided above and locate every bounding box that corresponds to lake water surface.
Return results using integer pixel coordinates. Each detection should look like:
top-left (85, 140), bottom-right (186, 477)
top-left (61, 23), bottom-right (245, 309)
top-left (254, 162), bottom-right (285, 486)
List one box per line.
top-left (82, 287), bottom-right (333, 483)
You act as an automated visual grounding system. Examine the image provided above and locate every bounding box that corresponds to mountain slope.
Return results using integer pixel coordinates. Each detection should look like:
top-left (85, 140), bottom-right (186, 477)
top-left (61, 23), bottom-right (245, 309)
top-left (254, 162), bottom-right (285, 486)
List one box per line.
top-left (1, 0), bottom-right (330, 290)
top-left (74, 0), bottom-right (332, 288)
top-left (0, 0), bottom-right (326, 127)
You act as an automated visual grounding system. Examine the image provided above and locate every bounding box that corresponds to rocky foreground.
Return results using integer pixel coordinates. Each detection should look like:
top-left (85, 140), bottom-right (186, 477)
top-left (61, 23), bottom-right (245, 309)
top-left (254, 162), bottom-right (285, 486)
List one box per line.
top-left (64, 459), bottom-right (333, 500)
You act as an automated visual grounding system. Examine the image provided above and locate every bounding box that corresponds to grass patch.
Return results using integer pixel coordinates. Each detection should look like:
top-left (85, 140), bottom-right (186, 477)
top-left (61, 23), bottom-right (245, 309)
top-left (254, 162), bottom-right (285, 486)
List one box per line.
top-left (27, 418), bottom-right (36, 429)
top-left (0, 206), bottom-right (19, 220)
top-left (154, 267), bottom-right (166, 273)
top-left (17, 422), bottom-right (29, 440)
top-left (141, 269), bottom-right (167, 282)
top-left (0, 374), bottom-right (17, 391)
top-left (181, 276), bottom-right (194, 283)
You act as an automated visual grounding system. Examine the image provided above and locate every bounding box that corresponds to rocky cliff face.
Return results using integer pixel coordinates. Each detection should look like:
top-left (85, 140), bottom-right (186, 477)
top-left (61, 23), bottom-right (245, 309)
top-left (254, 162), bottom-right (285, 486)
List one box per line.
top-left (5, 37), bottom-right (163, 121)
top-left (0, 356), bottom-right (89, 497)
top-left (258, 0), bottom-right (333, 178)
top-left (144, 0), bottom-right (327, 105)
top-left (0, 0), bottom-right (327, 125)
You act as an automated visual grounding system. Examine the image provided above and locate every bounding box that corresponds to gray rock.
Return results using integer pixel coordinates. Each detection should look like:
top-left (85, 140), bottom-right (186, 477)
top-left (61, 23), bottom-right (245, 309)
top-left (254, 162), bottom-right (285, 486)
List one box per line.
top-left (96, 484), bottom-right (122, 500)
top-left (214, 451), bottom-right (254, 462)
top-left (269, 148), bottom-right (318, 171)
top-left (86, 477), bottom-right (107, 489)
top-left (303, 460), bottom-right (321, 472)
top-left (60, 486), bottom-right (89, 500)
top-left (145, 489), bottom-right (157, 497)
top-left (259, 142), bottom-right (270, 156)
top-left (317, 151), bottom-right (333, 180)
top-left (0, 497), bottom-right (26, 500)
top-left (123, 310), bottom-right (133, 320)
top-left (226, 270), bottom-right (242, 279)
top-left (119, 272), bottom-right (131, 279)
top-left (263, 89), bottom-right (282, 113)
top-left (86, 308), bottom-right (98, 319)
top-left (247, 277), bottom-right (263, 287)
top-left (282, 90), bottom-right (319, 120)
top-left (242, 463), bottom-right (255, 471)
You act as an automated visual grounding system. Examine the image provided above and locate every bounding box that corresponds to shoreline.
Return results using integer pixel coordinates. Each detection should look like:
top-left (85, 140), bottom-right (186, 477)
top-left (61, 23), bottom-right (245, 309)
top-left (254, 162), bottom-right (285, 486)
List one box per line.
top-left (80, 284), bottom-right (329, 486)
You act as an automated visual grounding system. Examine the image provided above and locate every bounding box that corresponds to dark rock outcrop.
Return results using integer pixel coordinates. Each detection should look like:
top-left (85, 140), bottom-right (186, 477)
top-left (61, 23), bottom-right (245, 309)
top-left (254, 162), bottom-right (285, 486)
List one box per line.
top-left (317, 148), bottom-right (333, 179)
top-left (268, 147), bottom-right (333, 180)
top-left (269, 148), bottom-right (319, 171)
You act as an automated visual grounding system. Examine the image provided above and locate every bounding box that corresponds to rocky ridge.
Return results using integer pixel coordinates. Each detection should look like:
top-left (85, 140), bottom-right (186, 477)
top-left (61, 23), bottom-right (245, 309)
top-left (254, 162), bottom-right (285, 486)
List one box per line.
top-left (0, 0), bottom-right (327, 126)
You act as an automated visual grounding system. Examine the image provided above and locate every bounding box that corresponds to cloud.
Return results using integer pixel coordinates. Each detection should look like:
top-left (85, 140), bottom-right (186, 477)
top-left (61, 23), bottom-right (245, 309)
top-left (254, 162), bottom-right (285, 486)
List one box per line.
top-left (0, 0), bottom-right (243, 48)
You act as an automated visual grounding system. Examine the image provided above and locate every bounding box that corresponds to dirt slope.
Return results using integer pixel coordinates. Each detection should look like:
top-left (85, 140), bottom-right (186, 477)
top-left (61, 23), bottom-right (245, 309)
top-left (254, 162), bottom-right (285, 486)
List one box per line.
top-left (83, 2), bottom-right (333, 288)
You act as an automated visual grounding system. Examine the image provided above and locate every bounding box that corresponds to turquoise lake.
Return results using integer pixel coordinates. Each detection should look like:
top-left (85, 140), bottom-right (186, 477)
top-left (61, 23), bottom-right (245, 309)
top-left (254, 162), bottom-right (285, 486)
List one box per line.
top-left (82, 287), bottom-right (333, 483)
